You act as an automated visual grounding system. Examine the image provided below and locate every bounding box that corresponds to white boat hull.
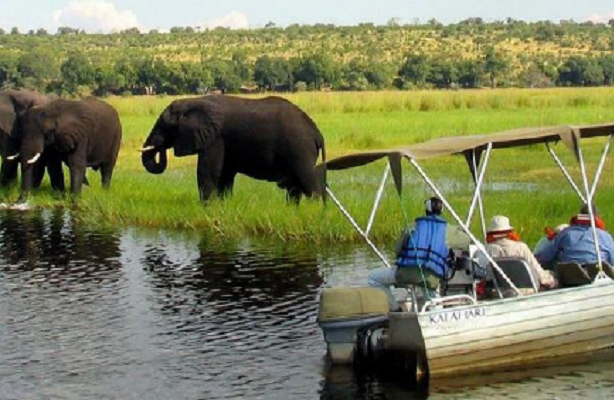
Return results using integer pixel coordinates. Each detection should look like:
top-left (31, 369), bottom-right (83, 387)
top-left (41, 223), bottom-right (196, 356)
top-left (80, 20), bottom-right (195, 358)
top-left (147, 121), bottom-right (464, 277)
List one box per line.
top-left (416, 281), bottom-right (614, 377)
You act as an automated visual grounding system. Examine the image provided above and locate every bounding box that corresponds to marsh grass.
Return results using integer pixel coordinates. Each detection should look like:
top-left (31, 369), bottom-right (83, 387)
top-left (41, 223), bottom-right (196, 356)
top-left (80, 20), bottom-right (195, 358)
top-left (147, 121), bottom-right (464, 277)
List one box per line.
top-left (2, 88), bottom-right (614, 246)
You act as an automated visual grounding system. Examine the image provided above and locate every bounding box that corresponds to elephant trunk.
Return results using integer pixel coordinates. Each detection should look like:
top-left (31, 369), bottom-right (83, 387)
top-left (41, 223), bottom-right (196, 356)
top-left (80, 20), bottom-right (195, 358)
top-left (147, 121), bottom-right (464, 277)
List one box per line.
top-left (141, 147), bottom-right (168, 174)
top-left (18, 161), bottom-right (34, 203)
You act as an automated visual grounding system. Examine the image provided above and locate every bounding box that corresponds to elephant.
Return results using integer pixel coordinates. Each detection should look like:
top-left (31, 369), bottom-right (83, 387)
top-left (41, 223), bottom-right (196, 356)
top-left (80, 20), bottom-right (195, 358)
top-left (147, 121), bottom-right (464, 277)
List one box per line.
top-left (18, 97), bottom-right (122, 201)
top-left (140, 95), bottom-right (326, 202)
top-left (0, 89), bottom-right (58, 189)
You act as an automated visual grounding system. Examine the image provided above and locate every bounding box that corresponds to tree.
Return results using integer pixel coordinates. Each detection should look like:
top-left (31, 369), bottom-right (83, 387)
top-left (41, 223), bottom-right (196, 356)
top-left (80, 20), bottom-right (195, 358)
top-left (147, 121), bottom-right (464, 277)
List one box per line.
top-left (204, 58), bottom-right (243, 93)
top-left (294, 52), bottom-right (337, 89)
top-left (17, 49), bottom-right (60, 90)
top-left (398, 53), bottom-right (432, 88)
top-left (557, 56), bottom-right (604, 86)
top-left (115, 57), bottom-right (138, 92)
top-left (94, 63), bottom-right (125, 96)
top-left (428, 59), bottom-right (458, 88)
top-left (231, 51), bottom-right (252, 82)
top-left (61, 51), bottom-right (96, 94)
top-left (120, 27), bottom-right (141, 35)
top-left (0, 55), bottom-right (18, 88)
top-left (134, 56), bottom-right (159, 94)
top-left (254, 56), bottom-right (292, 91)
top-left (57, 26), bottom-right (80, 35)
top-left (598, 55), bottom-right (614, 85)
top-left (364, 61), bottom-right (395, 89)
top-left (387, 18), bottom-right (401, 27)
top-left (483, 47), bottom-right (509, 88)
top-left (457, 59), bottom-right (484, 88)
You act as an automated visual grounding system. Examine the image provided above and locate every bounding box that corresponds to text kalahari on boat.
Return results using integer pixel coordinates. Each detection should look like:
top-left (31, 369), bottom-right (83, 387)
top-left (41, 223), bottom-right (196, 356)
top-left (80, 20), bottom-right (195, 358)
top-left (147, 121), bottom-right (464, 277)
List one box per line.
top-left (317, 122), bottom-right (614, 380)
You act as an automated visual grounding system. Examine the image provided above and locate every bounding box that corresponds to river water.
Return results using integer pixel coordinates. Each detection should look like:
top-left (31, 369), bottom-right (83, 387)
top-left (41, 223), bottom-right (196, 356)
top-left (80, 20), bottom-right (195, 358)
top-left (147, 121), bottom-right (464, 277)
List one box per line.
top-left (1, 210), bottom-right (613, 399)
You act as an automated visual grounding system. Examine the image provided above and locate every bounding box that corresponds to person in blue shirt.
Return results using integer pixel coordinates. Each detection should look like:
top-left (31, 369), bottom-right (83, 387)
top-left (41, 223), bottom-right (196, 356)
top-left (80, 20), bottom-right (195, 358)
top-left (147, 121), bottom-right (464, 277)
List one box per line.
top-left (368, 197), bottom-right (449, 311)
top-left (535, 204), bottom-right (614, 266)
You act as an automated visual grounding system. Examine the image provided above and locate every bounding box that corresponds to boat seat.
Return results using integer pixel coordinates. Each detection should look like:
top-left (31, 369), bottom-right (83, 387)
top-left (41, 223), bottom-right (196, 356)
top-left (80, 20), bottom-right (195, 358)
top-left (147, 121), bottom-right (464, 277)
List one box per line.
top-left (583, 262), bottom-right (614, 280)
top-left (395, 267), bottom-right (442, 312)
top-left (556, 262), bottom-right (614, 287)
top-left (489, 257), bottom-right (539, 298)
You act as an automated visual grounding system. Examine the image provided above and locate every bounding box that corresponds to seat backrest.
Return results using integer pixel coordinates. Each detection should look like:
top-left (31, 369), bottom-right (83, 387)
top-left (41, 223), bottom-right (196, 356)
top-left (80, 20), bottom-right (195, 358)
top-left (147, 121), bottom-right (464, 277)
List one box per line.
top-left (490, 257), bottom-right (539, 297)
top-left (555, 262), bottom-right (592, 287)
top-left (581, 262), bottom-right (614, 280)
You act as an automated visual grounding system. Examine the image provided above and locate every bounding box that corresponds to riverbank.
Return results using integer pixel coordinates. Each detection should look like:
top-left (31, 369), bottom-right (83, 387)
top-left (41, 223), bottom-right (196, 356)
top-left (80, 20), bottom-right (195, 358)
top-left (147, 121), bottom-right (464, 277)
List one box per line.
top-left (2, 88), bottom-right (613, 245)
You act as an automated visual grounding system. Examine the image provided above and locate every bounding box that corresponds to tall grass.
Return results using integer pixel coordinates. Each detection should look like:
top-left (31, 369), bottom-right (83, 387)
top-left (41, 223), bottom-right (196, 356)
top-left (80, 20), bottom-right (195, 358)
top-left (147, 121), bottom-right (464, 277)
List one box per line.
top-left (2, 88), bottom-right (614, 246)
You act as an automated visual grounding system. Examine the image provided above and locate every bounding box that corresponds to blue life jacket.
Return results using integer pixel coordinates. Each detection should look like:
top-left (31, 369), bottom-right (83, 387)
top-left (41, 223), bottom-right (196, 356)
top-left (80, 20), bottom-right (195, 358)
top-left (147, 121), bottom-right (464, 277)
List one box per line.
top-left (396, 216), bottom-right (449, 278)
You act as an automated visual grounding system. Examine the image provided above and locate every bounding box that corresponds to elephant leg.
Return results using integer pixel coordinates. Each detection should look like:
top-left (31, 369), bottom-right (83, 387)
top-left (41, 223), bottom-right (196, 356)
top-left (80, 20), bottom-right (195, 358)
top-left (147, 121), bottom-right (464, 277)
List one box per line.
top-left (217, 170), bottom-right (236, 198)
top-left (69, 165), bottom-right (86, 196)
top-left (284, 159), bottom-right (319, 203)
top-left (197, 150), bottom-right (223, 202)
top-left (100, 162), bottom-right (116, 189)
top-left (47, 159), bottom-right (65, 193)
top-left (1, 159), bottom-right (18, 187)
top-left (286, 187), bottom-right (303, 204)
top-left (67, 147), bottom-right (87, 196)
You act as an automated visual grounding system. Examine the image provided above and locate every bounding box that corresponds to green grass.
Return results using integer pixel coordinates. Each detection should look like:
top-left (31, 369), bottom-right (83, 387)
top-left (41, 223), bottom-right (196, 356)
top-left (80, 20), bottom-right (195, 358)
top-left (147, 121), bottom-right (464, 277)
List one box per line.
top-left (2, 88), bottom-right (614, 247)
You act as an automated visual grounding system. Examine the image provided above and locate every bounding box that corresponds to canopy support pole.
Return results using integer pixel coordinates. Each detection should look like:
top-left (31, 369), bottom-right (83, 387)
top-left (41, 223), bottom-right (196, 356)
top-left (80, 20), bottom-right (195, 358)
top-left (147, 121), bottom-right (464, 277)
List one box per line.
top-left (408, 157), bottom-right (522, 295)
top-left (546, 143), bottom-right (587, 204)
top-left (576, 141), bottom-right (605, 277)
top-left (366, 163), bottom-right (390, 236)
top-left (326, 187), bottom-right (392, 268)
top-left (589, 134), bottom-right (613, 201)
top-left (466, 143), bottom-right (493, 240)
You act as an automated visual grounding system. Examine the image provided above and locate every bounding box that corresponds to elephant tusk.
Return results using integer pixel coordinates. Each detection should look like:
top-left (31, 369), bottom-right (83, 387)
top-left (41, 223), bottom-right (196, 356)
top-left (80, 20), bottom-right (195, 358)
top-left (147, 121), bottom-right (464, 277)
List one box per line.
top-left (6, 153), bottom-right (19, 161)
top-left (139, 146), bottom-right (156, 153)
top-left (27, 153), bottom-right (41, 165)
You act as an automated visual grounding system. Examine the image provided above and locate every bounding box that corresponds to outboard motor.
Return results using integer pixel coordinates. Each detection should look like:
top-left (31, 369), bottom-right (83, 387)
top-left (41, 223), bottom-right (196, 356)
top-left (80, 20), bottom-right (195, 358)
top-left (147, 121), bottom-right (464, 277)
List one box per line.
top-left (318, 287), bottom-right (389, 364)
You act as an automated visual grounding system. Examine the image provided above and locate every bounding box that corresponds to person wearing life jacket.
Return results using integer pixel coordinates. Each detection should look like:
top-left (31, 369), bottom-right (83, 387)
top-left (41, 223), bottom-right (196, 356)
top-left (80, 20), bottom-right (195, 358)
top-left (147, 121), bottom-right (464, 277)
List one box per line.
top-left (368, 197), bottom-right (449, 311)
top-left (479, 215), bottom-right (557, 290)
top-left (535, 204), bottom-right (614, 266)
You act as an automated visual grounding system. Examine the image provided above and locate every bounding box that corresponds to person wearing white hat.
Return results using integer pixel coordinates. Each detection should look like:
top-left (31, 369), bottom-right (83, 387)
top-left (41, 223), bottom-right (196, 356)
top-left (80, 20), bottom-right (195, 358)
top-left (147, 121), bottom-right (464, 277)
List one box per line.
top-left (479, 215), bottom-right (557, 289)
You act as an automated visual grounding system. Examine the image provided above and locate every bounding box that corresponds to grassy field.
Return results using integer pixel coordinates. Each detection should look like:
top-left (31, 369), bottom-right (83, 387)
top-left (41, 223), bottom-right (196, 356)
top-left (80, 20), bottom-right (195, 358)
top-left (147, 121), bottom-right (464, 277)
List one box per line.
top-left (2, 88), bottom-right (614, 247)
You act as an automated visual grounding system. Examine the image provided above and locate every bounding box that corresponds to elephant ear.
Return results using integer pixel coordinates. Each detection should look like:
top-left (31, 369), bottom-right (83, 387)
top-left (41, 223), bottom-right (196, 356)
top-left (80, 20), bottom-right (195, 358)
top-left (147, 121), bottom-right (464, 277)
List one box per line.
top-left (0, 99), bottom-right (17, 137)
top-left (54, 113), bottom-right (89, 153)
top-left (174, 100), bottom-right (224, 157)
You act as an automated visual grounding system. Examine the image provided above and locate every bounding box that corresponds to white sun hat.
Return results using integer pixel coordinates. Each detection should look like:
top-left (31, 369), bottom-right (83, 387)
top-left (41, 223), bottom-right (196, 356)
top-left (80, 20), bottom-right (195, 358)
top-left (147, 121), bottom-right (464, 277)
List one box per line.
top-left (487, 215), bottom-right (513, 233)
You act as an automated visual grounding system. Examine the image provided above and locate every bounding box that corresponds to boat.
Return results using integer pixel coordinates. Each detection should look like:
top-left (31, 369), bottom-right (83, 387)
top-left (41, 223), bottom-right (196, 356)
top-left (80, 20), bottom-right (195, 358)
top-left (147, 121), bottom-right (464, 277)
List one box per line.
top-left (316, 122), bottom-right (614, 381)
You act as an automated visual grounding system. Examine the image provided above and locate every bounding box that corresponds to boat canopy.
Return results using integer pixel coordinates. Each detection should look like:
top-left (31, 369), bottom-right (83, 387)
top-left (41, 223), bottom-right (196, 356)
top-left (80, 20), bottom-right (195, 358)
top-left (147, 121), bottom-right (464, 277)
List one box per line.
top-left (319, 122), bottom-right (614, 298)
top-left (320, 123), bottom-right (614, 171)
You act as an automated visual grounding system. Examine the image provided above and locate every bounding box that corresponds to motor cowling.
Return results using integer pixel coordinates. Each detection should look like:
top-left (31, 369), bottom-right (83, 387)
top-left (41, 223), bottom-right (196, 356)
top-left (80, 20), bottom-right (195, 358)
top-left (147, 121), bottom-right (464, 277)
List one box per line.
top-left (318, 287), bottom-right (390, 364)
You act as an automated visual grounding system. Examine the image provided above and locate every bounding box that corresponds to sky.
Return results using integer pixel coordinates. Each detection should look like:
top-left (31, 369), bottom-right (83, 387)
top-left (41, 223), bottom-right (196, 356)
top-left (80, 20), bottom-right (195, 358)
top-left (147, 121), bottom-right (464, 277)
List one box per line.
top-left (1, 0), bottom-right (614, 33)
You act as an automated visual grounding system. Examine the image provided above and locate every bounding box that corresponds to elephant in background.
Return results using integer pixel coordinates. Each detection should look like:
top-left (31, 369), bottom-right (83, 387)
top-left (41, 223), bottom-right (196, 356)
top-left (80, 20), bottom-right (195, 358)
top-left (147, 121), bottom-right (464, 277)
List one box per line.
top-left (18, 97), bottom-right (122, 200)
top-left (141, 95), bottom-right (326, 202)
top-left (0, 89), bottom-right (58, 189)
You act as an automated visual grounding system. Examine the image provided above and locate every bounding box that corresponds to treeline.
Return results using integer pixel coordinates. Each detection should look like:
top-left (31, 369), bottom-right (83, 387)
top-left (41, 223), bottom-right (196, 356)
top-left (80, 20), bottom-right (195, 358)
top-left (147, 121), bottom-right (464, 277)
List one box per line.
top-left (1, 19), bottom-right (614, 96)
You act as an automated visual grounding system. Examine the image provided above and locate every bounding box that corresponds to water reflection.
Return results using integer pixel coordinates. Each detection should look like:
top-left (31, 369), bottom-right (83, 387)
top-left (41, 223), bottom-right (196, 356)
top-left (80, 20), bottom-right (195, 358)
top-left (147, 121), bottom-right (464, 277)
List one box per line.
top-left (0, 209), bottom-right (122, 289)
top-left (320, 365), bottom-right (429, 400)
top-left (139, 237), bottom-right (325, 399)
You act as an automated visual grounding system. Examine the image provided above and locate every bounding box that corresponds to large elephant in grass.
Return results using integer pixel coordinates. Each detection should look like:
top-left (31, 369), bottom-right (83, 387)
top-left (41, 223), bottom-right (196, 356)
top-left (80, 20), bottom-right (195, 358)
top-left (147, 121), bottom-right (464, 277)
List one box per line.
top-left (18, 97), bottom-right (122, 201)
top-left (0, 89), bottom-right (58, 189)
top-left (140, 95), bottom-right (326, 202)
